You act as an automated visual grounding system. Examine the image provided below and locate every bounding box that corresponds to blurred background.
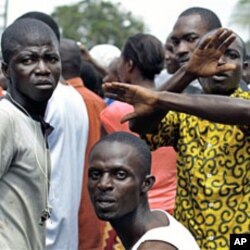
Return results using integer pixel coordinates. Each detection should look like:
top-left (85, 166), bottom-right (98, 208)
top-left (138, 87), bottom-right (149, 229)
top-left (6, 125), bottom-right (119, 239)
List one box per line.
top-left (0, 0), bottom-right (250, 50)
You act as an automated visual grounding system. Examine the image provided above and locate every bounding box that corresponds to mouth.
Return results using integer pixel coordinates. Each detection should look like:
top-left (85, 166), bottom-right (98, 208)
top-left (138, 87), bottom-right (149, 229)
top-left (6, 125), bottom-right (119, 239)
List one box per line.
top-left (95, 198), bottom-right (116, 209)
top-left (212, 73), bottom-right (228, 82)
top-left (35, 80), bottom-right (54, 89)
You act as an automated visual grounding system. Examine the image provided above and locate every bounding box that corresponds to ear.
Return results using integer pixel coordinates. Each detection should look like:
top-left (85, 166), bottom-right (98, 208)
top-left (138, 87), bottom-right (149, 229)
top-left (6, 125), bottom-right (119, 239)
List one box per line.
top-left (141, 175), bottom-right (155, 194)
top-left (127, 59), bottom-right (134, 73)
top-left (243, 60), bottom-right (249, 71)
top-left (1, 61), bottom-right (10, 79)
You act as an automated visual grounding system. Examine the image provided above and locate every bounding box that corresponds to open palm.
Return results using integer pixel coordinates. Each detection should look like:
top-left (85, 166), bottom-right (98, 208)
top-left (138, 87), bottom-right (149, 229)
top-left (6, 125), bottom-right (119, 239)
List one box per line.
top-left (103, 82), bottom-right (158, 122)
top-left (186, 28), bottom-right (236, 77)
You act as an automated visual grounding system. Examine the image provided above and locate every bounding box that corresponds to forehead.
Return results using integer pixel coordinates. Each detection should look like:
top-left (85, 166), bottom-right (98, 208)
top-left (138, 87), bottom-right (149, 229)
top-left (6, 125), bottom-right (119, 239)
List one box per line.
top-left (202, 31), bottom-right (244, 57)
top-left (14, 30), bottom-right (58, 48)
top-left (12, 41), bottom-right (59, 59)
top-left (89, 141), bottom-right (138, 169)
top-left (172, 14), bottom-right (208, 38)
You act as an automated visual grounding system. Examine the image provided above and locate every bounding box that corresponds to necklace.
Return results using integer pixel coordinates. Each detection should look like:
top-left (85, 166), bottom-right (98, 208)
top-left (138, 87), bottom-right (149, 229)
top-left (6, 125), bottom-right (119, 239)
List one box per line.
top-left (7, 93), bottom-right (52, 226)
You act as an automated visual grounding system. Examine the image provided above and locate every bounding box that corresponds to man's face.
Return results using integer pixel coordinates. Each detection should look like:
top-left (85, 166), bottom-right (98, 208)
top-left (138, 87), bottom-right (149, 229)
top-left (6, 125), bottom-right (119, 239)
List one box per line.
top-left (242, 59), bottom-right (250, 84)
top-left (199, 35), bottom-right (244, 95)
top-left (103, 60), bottom-right (119, 83)
top-left (170, 14), bottom-right (209, 67)
top-left (3, 37), bottom-right (61, 103)
top-left (88, 141), bottom-right (143, 221)
top-left (164, 40), bottom-right (179, 74)
top-left (117, 55), bottom-right (130, 83)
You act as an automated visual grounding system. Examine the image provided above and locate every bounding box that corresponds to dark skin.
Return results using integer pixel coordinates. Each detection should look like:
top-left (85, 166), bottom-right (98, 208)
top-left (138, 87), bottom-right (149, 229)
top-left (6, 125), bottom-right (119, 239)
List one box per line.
top-left (2, 38), bottom-right (61, 118)
top-left (164, 35), bottom-right (179, 74)
top-left (104, 28), bottom-right (235, 133)
top-left (88, 141), bottom-right (177, 250)
top-left (170, 14), bottom-right (209, 67)
top-left (121, 13), bottom-right (232, 134)
top-left (103, 57), bottom-right (120, 83)
top-left (242, 58), bottom-right (250, 84)
top-left (103, 29), bottom-right (250, 126)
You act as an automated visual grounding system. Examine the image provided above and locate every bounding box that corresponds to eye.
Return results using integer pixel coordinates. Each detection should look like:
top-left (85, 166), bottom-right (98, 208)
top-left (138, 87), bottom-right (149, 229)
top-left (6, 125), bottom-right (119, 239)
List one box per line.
top-left (89, 170), bottom-right (102, 180)
top-left (186, 36), bottom-right (198, 43)
top-left (165, 44), bottom-right (174, 53)
top-left (226, 51), bottom-right (239, 60)
top-left (171, 38), bottom-right (179, 47)
top-left (114, 170), bottom-right (127, 180)
top-left (21, 57), bottom-right (34, 65)
top-left (47, 55), bottom-right (59, 64)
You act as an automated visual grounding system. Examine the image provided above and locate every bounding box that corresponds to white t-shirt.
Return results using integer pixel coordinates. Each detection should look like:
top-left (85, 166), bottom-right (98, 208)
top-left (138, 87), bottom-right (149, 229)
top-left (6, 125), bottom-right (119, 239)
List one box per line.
top-left (45, 83), bottom-right (89, 250)
top-left (132, 210), bottom-right (200, 250)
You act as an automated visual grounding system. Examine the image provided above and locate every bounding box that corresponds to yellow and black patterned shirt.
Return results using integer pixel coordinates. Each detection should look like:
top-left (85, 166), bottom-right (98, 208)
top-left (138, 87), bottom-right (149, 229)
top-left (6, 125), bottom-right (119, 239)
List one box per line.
top-left (142, 88), bottom-right (250, 250)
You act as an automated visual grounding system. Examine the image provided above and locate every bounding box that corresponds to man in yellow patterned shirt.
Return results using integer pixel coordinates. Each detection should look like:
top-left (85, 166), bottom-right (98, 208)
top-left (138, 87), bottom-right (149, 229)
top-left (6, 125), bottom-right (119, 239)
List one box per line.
top-left (103, 29), bottom-right (250, 250)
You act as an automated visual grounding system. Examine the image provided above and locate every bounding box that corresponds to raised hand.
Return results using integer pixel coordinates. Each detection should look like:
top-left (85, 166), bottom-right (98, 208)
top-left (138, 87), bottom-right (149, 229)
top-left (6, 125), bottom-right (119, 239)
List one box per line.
top-left (186, 28), bottom-right (236, 77)
top-left (103, 82), bottom-right (159, 122)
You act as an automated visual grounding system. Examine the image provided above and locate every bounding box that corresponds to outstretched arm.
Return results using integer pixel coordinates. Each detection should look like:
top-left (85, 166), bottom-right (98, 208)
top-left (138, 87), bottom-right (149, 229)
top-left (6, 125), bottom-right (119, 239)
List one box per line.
top-left (103, 82), bottom-right (250, 126)
top-left (103, 28), bottom-right (238, 134)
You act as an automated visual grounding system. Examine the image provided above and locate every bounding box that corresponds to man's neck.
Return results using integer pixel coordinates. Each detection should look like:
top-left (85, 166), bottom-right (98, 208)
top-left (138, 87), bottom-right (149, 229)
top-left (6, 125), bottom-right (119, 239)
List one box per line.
top-left (110, 203), bottom-right (168, 249)
top-left (7, 91), bottom-right (47, 120)
top-left (111, 208), bottom-right (150, 249)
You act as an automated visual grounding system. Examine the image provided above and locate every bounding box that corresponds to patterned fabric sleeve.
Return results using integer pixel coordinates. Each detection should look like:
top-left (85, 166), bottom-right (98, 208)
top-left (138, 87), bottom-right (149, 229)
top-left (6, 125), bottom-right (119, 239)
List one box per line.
top-left (141, 111), bottom-right (180, 151)
top-left (232, 88), bottom-right (250, 135)
top-left (238, 125), bottom-right (250, 135)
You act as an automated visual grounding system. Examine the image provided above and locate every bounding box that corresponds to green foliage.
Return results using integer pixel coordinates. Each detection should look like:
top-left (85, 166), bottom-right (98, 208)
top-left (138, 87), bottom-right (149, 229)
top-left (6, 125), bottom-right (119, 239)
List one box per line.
top-left (230, 0), bottom-right (250, 28)
top-left (229, 0), bottom-right (250, 49)
top-left (51, 0), bottom-right (147, 49)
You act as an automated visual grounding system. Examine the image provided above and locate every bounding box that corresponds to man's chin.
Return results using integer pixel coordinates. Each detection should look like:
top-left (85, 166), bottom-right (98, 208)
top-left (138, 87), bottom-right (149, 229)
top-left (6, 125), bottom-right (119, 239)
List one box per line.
top-left (97, 213), bottom-right (116, 221)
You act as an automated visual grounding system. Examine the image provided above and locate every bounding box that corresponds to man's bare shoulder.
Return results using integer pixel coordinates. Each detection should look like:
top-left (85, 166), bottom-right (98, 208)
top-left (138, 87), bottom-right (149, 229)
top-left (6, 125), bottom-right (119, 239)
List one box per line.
top-left (137, 240), bottom-right (177, 250)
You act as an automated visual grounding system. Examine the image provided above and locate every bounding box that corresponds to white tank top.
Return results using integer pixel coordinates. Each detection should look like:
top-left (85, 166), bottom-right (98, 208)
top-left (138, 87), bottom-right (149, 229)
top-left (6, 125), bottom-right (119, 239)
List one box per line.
top-left (131, 210), bottom-right (200, 250)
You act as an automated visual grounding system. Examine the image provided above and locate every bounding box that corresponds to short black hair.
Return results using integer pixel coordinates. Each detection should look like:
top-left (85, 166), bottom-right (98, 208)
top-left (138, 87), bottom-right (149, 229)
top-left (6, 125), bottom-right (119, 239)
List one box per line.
top-left (80, 60), bottom-right (103, 97)
top-left (179, 7), bottom-right (222, 31)
top-left (17, 11), bottom-right (60, 41)
top-left (90, 132), bottom-right (152, 175)
top-left (122, 33), bottom-right (165, 80)
top-left (59, 38), bottom-right (82, 79)
top-left (1, 18), bottom-right (59, 64)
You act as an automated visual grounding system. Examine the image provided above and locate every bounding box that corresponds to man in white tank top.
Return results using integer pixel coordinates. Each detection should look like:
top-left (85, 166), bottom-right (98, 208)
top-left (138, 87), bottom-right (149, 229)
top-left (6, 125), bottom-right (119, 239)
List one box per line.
top-left (88, 132), bottom-right (200, 250)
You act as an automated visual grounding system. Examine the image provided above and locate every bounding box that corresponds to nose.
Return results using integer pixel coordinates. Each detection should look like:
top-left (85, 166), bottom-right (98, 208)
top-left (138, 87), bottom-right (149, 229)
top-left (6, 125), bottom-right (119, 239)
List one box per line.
top-left (165, 50), bottom-right (171, 61)
top-left (175, 41), bottom-right (189, 59)
top-left (218, 55), bottom-right (226, 65)
top-left (35, 60), bottom-right (50, 75)
top-left (97, 173), bottom-right (113, 191)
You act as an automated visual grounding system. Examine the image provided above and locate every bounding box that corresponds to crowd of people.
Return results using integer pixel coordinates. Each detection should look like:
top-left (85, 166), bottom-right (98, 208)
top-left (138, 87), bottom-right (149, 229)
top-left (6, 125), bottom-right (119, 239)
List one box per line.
top-left (0, 6), bottom-right (249, 250)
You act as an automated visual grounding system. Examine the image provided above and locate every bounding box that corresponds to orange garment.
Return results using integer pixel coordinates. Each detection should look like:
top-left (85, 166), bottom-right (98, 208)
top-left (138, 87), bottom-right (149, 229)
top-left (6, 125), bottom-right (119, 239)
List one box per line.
top-left (100, 101), bottom-right (177, 212)
top-left (0, 86), bottom-right (3, 96)
top-left (67, 77), bottom-right (106, 250)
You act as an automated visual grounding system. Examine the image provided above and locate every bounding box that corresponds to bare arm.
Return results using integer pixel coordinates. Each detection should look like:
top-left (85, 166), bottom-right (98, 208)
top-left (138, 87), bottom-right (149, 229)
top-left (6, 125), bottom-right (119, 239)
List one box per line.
top-left (156, 91), bottom-right (250, 125)
top-left (103, 82), bottom-right (250, 126)
top-left (160, 28), bottom-right (236, 92)
top-left (128, 66), bottom-right (196, 134)
top-left (127, 28), bottom-right (236, 133)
